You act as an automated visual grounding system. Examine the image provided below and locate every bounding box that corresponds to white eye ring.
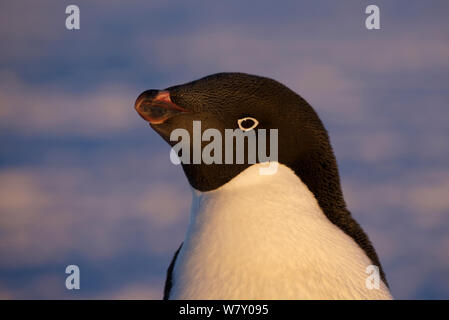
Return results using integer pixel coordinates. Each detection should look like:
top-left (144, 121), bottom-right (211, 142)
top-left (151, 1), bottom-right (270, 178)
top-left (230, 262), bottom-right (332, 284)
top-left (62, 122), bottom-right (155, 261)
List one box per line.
top-left (237, 117), bottom-right (259, 132)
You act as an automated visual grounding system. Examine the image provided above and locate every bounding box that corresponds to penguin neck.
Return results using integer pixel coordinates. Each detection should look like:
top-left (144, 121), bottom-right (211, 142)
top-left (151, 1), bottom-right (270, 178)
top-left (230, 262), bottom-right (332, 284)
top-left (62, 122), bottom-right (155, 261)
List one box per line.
top-left (170, 162), bottom-right (391, 299)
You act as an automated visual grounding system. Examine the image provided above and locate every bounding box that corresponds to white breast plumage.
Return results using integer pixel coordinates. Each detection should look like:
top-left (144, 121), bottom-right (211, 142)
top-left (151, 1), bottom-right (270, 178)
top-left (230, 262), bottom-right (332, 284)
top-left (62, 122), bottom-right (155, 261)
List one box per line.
top-left (170, 163), bottom-right (392, 299)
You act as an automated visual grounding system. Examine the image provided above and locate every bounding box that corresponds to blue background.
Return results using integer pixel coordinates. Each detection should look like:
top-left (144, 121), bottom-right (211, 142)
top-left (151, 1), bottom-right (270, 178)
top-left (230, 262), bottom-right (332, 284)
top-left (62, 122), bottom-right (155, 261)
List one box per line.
top-left (0, 1), bottom-right (448, 299)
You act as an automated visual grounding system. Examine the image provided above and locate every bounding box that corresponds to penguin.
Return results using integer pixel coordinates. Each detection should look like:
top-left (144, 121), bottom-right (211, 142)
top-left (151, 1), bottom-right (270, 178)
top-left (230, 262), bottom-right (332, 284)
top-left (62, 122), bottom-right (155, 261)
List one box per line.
top-left (134, 72), bottom-right (392, 300)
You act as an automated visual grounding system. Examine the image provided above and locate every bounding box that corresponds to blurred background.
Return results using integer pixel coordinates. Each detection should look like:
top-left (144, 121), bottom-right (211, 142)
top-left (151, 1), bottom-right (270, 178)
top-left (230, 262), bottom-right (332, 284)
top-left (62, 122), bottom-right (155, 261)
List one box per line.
top-left (0, 0), bottom-right (448, 299)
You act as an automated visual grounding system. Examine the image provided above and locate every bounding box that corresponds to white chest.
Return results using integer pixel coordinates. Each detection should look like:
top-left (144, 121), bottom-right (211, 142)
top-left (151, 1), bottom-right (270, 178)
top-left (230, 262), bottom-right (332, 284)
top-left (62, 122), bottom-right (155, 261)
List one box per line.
top-left (170, 163), bottom-right (391, 299)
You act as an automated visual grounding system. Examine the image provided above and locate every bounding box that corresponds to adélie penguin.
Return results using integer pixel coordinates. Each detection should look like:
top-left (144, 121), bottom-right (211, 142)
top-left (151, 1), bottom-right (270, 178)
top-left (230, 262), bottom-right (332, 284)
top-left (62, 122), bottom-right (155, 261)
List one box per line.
top-left (134, 72), bottom-right (392, 299)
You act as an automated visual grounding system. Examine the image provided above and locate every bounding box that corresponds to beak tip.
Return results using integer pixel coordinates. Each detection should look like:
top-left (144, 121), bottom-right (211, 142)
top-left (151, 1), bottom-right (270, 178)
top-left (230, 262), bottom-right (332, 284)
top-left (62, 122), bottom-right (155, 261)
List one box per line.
top-left (134, 90), bottom-right (186, 124)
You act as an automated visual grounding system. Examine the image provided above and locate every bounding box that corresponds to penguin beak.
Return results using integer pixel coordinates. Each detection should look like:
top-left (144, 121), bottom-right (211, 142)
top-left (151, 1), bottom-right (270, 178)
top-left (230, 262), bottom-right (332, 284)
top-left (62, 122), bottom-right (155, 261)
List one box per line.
top-left (134, 90), bottom-right (188, 124)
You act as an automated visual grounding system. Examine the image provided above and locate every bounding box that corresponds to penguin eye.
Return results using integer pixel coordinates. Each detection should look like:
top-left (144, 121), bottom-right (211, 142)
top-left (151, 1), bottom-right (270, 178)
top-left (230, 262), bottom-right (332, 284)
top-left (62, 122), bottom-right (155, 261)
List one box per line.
top-left (237, 117), bottom-right (259, 132)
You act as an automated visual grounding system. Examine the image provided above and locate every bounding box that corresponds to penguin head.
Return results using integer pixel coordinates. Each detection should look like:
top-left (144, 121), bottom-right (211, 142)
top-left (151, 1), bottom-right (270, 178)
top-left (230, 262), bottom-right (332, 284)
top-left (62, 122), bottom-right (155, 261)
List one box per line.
top-left (135, 72), bottom-right (338, 196)
top-left (134, 72), bottom-right (389, 285)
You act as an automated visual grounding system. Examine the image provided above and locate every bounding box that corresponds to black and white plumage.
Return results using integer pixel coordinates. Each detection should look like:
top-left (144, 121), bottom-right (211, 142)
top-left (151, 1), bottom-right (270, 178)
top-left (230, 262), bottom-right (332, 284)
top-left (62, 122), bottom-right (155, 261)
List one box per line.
top-left (134, 73), bottom-right (392, 299)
